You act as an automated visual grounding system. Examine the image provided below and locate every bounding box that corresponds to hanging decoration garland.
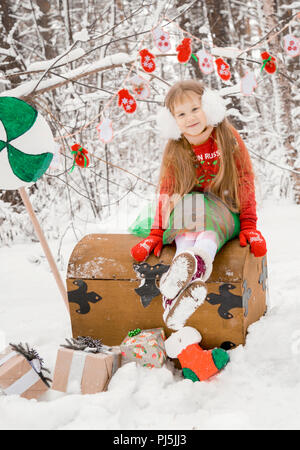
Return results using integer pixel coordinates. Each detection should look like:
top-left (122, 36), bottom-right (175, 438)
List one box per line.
top-left (56, 14), bottom-right (298, 159)
top-left (0, 97), bottom-right (55, 190)
top-left (52, 12), bottom-right (298, 155)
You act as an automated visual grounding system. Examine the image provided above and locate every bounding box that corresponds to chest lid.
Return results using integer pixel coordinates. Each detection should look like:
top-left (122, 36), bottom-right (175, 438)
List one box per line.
top-left (67, 234), bottom-right (249, 282)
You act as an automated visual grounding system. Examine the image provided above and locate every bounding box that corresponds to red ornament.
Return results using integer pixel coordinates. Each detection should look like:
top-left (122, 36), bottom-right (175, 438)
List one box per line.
top-left (261, 51), bottom-right (277, 74)
top-left (139, 49), bottom-right (156, 73)
top-left (117, 89), bottom-right (137, 114)
top-left (71, 144), bottom-right (90, 171)
top-left (215, 57), bottom-right (231, 81)
top-left (176, 38), bottom-right (192, 64)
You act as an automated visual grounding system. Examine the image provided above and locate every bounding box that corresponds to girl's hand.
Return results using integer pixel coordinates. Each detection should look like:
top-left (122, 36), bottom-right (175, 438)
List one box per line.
top-left (239, 229), bottom-right (267, 257)
top-left (131, 229), bottom-right (164, 262)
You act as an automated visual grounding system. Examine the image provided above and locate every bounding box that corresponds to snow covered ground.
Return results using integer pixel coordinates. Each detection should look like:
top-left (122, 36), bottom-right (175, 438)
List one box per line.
top-left (0, 198), bottom-right (300, 430)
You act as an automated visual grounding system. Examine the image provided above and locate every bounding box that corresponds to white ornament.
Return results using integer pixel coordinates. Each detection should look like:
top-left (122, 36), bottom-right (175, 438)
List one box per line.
top-left (283, 34), bottom-right (300, 57)
top-left (129, 75), bottom-right (150, 100)
top-left (97, 118), bottom-right (114, 144)
top-left (196, 49), bottom-right (214, 75)
top-left (240, 71), bottom-right (257, 96)
top-left (152, 26), bottom-right (171, 53)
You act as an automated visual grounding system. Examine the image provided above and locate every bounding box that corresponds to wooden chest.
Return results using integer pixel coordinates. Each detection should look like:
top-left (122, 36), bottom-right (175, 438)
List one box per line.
top-left (66, 234), bottom-right (268, 350)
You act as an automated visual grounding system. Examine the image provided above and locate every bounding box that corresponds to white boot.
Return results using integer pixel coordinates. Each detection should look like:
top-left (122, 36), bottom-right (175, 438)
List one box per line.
top-left (163, 280), bottom-right (207, 331)
top-left (159, 250), bottom-right (197, 300)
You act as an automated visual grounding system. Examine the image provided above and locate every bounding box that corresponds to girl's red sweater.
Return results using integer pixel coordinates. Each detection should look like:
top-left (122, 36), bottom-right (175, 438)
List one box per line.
top-left (152, 126), bottom-right (257, 233)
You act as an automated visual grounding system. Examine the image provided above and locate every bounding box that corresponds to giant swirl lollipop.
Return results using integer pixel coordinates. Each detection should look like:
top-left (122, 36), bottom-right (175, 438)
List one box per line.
top-left (0, 97), bottom-right (54, 190)
top-left (0, 96), bottom-right (68, 312)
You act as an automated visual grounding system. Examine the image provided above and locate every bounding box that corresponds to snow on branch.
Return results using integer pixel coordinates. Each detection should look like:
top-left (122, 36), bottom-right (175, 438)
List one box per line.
top-left (27, 48), bottom-right (85, 72)
top-left (211, 47), bottom-right (242, 58)
top-left (1, 52), bottom-right (135, 99)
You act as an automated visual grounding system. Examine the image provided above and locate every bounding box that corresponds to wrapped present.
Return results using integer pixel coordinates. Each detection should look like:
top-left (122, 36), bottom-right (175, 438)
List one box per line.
top-left (0, 343), bottom-right (51, 400)
top-left (120, 328), bottom-right (167, 368)
top-left (52, 337), bottom-right (121, 395)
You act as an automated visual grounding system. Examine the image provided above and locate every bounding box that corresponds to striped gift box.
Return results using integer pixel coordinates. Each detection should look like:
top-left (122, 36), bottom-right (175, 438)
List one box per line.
top-left (0, 347), bottom-right (49, 400)
top-left (52, 346), bottom-right (121, 395)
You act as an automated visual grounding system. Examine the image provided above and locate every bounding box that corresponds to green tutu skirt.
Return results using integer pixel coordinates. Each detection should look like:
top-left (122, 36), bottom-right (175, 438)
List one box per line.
top-left (128, 191), bottom-right (240, 252)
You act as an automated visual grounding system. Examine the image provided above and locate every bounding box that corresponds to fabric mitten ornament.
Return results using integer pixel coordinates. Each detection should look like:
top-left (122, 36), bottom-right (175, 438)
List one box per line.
top-left (176, 38), bottom-right (192, 64)
top-left (131, 229), bottom-right (164, 262)
top-left (261, 52), bottom-right (277, 74)
top-left (117, 89), bottom-right (137, 114)
top-left (239, 224), bottom-right (267, 257)
top-left (152, 27), bottom-right (171, 53)
top-left (241, 71), bottom-right (257, 96)
top-left (196, 49), bottom-right (214, 74)
top-left (215, 58), bottom-right (231, 81)
top-left (71, 144), bottom-right (89, 171)
top-left (165, 327), bottom-right (229, 382)
top-left (283, 35), bottom-right (300, 57)
top-left (129, 75), bottom-right (150, 100)
top-left (97, 118), bottom-right (113, 144)
top-left (139, 49), bottom-right (156, 73)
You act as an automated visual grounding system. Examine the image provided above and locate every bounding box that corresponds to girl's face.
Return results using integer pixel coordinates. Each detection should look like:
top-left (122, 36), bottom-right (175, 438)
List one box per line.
top-left (173, 90), bottom-right (208, 137)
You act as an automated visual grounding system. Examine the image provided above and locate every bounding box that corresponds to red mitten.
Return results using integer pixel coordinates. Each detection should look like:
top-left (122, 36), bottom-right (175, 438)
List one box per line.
top-left (239, 229), bottom-right (267, 257)
top-left (139, 49), bottom-right (156, 73)
top-left (117, 89), bottom-right (137, 114)
top-left (215, 57), bottom-right (231, 81)
top-left (131, 229), bottom-right (164, 262)
top-left (176, 38), bottom-right (192, 64)
top-left (261, 51), bottom-right (277, 74)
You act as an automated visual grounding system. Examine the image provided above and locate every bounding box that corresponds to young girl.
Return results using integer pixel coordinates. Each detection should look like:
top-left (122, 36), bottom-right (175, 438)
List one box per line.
top-left (130, 80), bottom-right (267, 330)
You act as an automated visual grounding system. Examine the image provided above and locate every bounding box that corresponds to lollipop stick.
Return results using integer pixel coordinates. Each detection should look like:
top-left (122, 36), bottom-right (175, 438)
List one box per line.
top-left (18, 187), bottom-right (70, 314)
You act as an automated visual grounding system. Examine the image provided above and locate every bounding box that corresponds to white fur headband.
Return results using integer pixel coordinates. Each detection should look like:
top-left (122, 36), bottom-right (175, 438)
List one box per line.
top-left (156, 88), bottom-right (227, 140)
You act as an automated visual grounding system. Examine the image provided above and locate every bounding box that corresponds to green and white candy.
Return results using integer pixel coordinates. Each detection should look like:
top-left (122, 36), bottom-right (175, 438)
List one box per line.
top-left (0, 97), bottom-right (54, 190)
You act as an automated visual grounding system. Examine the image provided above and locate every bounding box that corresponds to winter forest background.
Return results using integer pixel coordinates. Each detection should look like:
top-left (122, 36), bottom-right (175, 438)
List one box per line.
top-left (0, 0), bottom-right (299, 253)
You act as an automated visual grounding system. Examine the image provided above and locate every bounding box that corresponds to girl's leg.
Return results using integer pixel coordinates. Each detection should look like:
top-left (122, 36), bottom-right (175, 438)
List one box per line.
top-left (174, 232), bottom-right (198, 257)
top-left (193, 230), bottom-right (218, 263)
top-left (160, 232), bottom-right (198, 300)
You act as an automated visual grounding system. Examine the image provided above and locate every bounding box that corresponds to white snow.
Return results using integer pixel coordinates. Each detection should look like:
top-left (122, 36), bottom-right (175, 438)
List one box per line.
top-left (73, 29), bottom-right (89, 43)
top-left (0, 52), bottom-right (135, 99)
top-left (0, 199), bottom-right (300, 430)
top-left (211, 46), bottom-right (242, 58)
top-left (27, 49), bottom-right (85, 72)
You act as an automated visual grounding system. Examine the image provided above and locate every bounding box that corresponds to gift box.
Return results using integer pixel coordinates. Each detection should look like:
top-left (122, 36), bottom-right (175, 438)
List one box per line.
top-left (0, 345), bottom-right (50, 400)
top-left (52, 338), bottom-right (121, 395)
top-left (120, 328), bottom-right (167, 368)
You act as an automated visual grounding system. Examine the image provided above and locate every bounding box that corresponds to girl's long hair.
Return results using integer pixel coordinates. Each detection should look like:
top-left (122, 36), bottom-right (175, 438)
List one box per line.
top-left (158, 80), bottom-right (249, 212)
